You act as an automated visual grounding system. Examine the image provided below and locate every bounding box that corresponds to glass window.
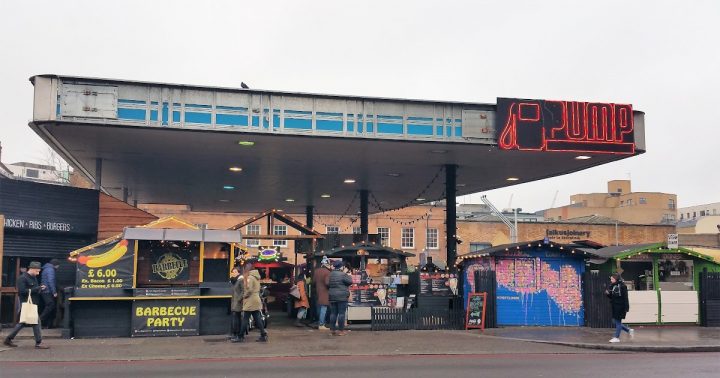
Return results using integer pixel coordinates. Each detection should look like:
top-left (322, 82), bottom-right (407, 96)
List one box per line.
top-left (426, 228), bottom-right (439, 249)
top-left (668, 199), bottom-right (676, 210)
top-left (470, 242), bottom-right (491, 252)
top-left (25, 169), bottom-right (39, 178)
top-left (401, 228), bottom-right (414, 249)
top-left (326, 226), bottom-right (339, 234)
top-left (377, 227), bottom-right (390, 246)
top-left (246, 224), bottom-right (261, 247)
top-left (352, 226), bottom-right (362, 235)
top-left (639, 197), bottom-right (647, 204)
top-left (273, 225), bottom-right (287, 247)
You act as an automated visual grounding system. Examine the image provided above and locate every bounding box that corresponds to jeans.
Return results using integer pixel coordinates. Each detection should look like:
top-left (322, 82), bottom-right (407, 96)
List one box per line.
top-left (296, 307), bottom-right (307, 320)
top-left (240, 310), bottom-right (267, 338)
top-left (328, 301), bottom-right (348, 332)
top-left (6, 308), bottom-right (42, 344)
top-left (231, 311), bottom-right (243, 337)
top-left (317, 304), bottom-right (328, 326)
top-left (612, 318), bottom-right (630, 338)
top-left (40, 293), bottom-right (56, 327)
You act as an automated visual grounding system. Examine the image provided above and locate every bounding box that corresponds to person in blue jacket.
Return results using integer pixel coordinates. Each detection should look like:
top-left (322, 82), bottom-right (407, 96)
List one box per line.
top-left (40, 259), bottom-right (60, 328)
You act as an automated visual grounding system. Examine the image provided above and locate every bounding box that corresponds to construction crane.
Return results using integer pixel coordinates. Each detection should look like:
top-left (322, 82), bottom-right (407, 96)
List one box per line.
top-left (550, 190), bottom-right (559, 209)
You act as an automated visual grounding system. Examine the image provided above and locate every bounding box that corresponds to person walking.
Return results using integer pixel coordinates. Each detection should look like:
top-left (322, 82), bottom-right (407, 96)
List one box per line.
top-left (40, 259), bottom-right (60, 328)
top-left (293, 270), bottom-right (310, 327)
top-left (4, 261), bottom-right (49, 349)
top-left (238, 266), bottom-right (268, 342)
top-left (605, 272), bottom-right (634, 343)
top-left (229, 266), bottom-right (244, 342)
top-left (326, 260), bottom-right (352, 336)
top-left (313, 257), bottom-right (332, 330)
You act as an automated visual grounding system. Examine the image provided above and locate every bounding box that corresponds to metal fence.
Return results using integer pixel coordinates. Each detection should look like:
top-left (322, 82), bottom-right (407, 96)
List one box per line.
top-left (371, 306), bottom-right (465, 331)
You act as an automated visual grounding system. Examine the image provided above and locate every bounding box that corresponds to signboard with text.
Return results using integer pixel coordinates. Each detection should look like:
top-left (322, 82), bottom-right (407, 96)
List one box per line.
top-left (76, 239), bottom-right (134, 291)
top-left (466, 292), bottom-right (487, 330)
top-left (496, 97), bottom-right (635, 154)
top-left (132, 299), bottom-right (200, 337)
top-left (667, 233), bottom-right (679, 249)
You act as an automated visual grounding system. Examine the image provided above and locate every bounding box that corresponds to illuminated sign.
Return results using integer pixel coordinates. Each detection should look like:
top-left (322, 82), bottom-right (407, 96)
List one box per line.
top-left (258, 246), bottom-right (281, 262)
top-left (497, 98), bottom-right (635, 154)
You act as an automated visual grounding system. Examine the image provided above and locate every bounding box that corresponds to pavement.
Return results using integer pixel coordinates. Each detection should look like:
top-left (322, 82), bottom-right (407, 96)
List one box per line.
top-left (1, 322), bottom-right (718, 362)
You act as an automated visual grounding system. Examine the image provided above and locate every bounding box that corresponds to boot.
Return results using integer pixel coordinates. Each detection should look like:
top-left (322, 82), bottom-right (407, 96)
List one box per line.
top-left (256, 335), bottom-right (268, 342)
top-left (3, 338), bottom-right (18, 348)
top-left (294, 319), bottom-right (304, 327)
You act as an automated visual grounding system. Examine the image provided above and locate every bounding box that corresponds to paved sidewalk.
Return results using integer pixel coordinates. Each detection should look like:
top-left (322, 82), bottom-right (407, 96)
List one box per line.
top-left (483, 326), bottom-right (720, 352)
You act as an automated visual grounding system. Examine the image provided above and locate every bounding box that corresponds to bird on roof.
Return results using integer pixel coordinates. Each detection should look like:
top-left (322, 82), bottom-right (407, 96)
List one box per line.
top-left (241, 82), bottom-right (249, 89)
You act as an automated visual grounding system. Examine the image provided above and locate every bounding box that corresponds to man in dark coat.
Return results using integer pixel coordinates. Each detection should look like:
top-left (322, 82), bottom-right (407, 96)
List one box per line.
top-left (229, 266), bottom-right (244, 342)
top-left (326, 260), bottom-right (353, 336)
top-left (313, 257), bottom-right (332, 330)
top-left (605, 272), bottom-right (634, 343)
top-left (4, 261), bottom-right (49, 349)
top-left (40, 259), bottom-right (60, 328)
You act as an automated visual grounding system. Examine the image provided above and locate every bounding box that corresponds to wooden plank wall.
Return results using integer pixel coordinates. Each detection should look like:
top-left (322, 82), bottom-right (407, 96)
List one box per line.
top-left (97, 193), bottom-right (158, 240)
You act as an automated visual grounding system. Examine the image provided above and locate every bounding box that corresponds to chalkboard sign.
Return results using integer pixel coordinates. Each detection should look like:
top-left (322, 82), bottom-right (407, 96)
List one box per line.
top-left (466, 292), bottom-right (487, 330)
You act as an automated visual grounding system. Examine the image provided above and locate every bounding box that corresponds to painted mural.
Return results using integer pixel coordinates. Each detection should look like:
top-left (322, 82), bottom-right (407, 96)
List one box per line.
top-left (495, 253), bottom-right (584, 326)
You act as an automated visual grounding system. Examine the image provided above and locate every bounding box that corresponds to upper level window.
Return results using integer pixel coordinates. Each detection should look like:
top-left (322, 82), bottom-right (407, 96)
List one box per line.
top-left (273, 225), bottom-right (287, 247)
top-left (377, 227), bottom-right (390, 246)
top-left (246, 224), bottom-right (260, 247)
top-left (401, 228), bottom-right (414, 249)
top-left (668, 199), bottom-right (676, 210)
top-left (26, 169), bottom-right (39, 178)
top-left (326, 226), bottom-right (339, 234)
top-left (426, 228), bottom-right (439, 250)
top-left (639, 197), bottom-right (647, 204)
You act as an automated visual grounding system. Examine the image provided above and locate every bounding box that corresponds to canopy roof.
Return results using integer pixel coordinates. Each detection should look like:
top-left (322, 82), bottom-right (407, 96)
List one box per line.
top-left (598, 242), bottom-right (719, 264)
top-left (317, 242), bottom-right (415, 259)
top-left (456, 239), bottom-right (602, 266)
top-left (122, 227), bottom-right (243, 243)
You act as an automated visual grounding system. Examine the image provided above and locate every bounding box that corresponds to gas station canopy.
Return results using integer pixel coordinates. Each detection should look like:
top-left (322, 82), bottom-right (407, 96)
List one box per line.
top-left (29, 75), bottom-right (645, 214)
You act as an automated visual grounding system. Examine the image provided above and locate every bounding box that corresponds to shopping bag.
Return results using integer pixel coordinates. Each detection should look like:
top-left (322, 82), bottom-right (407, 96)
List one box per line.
top-left (289, 285), bottom-right (301, 299)
top-left (20, 293), bottom-right (39, 325)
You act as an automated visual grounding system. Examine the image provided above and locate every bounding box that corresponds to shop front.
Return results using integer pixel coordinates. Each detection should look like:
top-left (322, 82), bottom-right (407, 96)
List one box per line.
top-left (67, 217), bottom-right (243, 338)
top-left (458, 240), bottom-right (600, 327)
top-left (591, 243), bottom-right (720, 324)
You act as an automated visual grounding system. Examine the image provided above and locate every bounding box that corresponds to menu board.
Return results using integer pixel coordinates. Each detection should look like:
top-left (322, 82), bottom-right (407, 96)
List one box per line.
top-left (350, 283), bottom-right (387, 307)
top-left (420, 273), bottom-right (458, 296)
top-left (466, 292), bottom-right (487, 330)
top-left (76, 239), bottom-right (134, 292)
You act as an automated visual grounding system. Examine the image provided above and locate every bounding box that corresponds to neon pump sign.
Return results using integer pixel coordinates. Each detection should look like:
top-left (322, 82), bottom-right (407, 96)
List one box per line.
top-left (497, 98), bottom-right (635, 154)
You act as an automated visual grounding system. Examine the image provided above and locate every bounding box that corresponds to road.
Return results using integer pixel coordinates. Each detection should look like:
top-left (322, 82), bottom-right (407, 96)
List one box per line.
top-left (1, 353), bottom-right (719, 377)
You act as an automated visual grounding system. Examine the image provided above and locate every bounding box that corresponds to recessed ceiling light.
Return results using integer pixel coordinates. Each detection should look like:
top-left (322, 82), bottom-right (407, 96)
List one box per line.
top-left (238, 141), bottom-right (255, 146)
top-left (321, 194), bottom-right (331, 198)
top-left (219, 199), bottom-right (230, 202)
top-left (431, 149), bottom-right (448, 154)
top-left (575, 155), bottom-right (592, 160)
top-left (285, 198), bottom-right (295, 202)
top-left (506, 177), bottom-right (520, 181)
top-left (416, 198), bottom-right (426, 201)
top-left (344, 179), bottom-right (356, 184)
top-left (223, 185), bottom-right (235, 190)
top-left (229, 167), bottom-right (243, 172)
top-left (387, 173), bottom-right (401, 177)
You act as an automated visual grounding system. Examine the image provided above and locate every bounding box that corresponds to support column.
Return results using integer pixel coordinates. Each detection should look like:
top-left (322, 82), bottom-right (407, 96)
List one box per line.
top-left (360, 190), bottom-right (369, 242)
top-left (445, 165), bottom-right (457, 270)
top-left (306, 206), bottom-right (314, 229)
top-left (122, 187), bottom-right (129, 203)
top-left (94, 158), bottom-right (103, 190)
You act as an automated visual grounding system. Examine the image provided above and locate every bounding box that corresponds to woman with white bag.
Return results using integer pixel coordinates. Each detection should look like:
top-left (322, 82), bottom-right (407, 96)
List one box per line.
top-left (3, 261), bottom-right (49, 349)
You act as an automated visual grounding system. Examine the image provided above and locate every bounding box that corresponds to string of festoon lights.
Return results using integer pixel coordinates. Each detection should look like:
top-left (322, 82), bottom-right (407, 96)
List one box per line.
top-left (370, 191), bottom-right (445, 226)
top-left (313, 191), bottom-right (359, 230)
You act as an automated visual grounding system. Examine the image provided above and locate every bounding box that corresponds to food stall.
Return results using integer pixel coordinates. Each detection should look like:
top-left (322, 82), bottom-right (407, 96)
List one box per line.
top-left (67, 217), bottom-right (243, 338)
top-left (315, 243), bottom-right (414, 322)
top-left (247, 246), bottom-right (295, 311)
top-left (591, 242), bottom-right (720, 324)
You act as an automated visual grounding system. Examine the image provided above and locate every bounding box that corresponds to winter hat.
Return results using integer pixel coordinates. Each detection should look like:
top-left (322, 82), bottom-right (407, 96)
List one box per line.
top-left (28, 261), bottom-right (42, 269)
top-left (49, 258), bottom-right (61, 266)
top-left (611, 272), bottom-right (623, 282)
top-left (332, 260), bottom-right (344, 269)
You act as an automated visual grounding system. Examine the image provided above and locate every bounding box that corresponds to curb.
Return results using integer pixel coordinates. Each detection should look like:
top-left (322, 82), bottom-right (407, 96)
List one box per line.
top-left (479, 335), bottom-right (720, 353)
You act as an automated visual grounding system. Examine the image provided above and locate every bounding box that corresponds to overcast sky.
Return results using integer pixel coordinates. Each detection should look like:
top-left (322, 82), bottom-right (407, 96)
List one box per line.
top-left (0, 0), bottom-right (717, 212)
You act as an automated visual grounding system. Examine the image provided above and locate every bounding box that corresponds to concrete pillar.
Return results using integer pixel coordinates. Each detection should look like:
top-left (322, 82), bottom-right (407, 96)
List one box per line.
top-left (306, 206), bottom-right (314, 229)
top-left (360, 190), bottom-right (369, 242)
top-left (445, 165), bottom-right (457, 269)
top-left (94, 158), bottom-right (102, 190)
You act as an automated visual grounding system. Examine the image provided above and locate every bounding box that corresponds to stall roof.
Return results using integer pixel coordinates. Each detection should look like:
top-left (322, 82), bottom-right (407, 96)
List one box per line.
top-left (123, 227), bottom-right (243, 243)
top-left (600, 242), bottom-right (719, 263)
top-left (230, 209), bottom-right (322, 237)
top-left (456, 239), bottom-right (602, 266)
top-left (69, 216), bottom-right (199, 256)
top-left (318, 242), bottom-right (415, 259)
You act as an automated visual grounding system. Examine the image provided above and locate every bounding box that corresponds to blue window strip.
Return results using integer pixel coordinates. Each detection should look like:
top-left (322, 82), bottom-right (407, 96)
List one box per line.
top-left (185, 103), bottom-right (212, 109)
top-left (173, 103), bottom-right (181, 107)
top-left (347, 121), bottom-right (354, 132)
top-left (173, 111), bottom-right (181, 123)
top-left (273, 115), bottom-right (280, 128)
top-left (446, 127), bottom-right (452, 137)
top-left (216, 105), bottom-right (248, 111)
top-left (408, 124), bottom-right (434, 136)
top-left (316, 119), bottom-right (343, 132)
top-left (436, 126), bottom-right (443, 136)
top-left (118, 99), bottom-right (146, 105)
top-left (162, 103), bottom-right (168, 125)
top-left (285, 110), bottom-right (311, 115)
top-left (151, 101), bottom-right (159, 105)
top-left (118, 108), bottom-right (146, 121)
top-left (366, 122), bottom-right (374, 133)
top-left (316, 111), bottom-right (343, 117)
top-left (185, 112), bottom-right (211, 124)
top-left (377, 123), bottom-right (402, 134)
top-left (217, 114), bottom-right (248, 126)
top-left (408, 116), bottom-right (433, 122)
top-left (455, 127), bottom-right (463, 137)
top-left (358, 124), bottom-right (364, 133)
top-left (435, 118), bottom-right (444, 123)
top-left (56, 104), bottom-right (60, 115)
top-left (455, 119), bottom-right (462, 124)
top-left (150, 110), bottom-right (158, 121)
top-left (284, 118), bottom-right (312, 130)
top-left (377, 115), bottom-right (403, 120)
top-left (252, 116), bottom-right (260, 127)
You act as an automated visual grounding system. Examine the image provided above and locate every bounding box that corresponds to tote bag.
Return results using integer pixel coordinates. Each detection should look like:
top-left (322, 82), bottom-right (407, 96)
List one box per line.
top-left (20, 292), bottom-right (39, 325)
